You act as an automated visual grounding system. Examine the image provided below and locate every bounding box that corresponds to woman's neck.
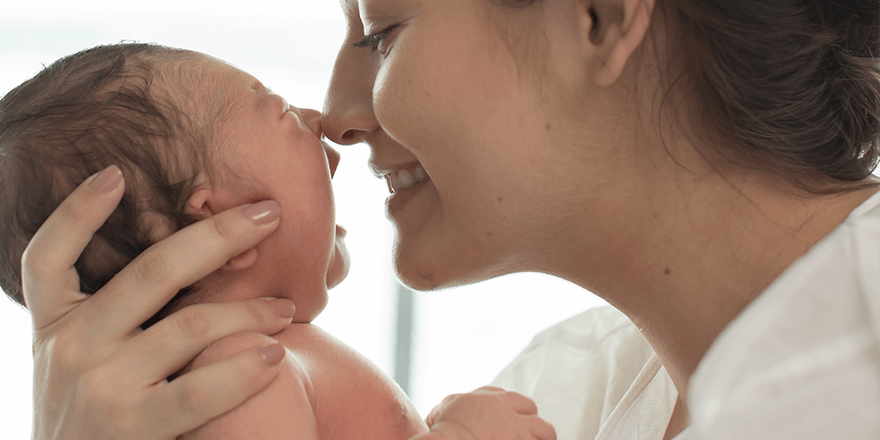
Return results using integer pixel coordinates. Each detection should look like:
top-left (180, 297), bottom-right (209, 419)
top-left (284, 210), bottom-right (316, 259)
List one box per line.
top-left (553, 151), bottom-right (879, 408)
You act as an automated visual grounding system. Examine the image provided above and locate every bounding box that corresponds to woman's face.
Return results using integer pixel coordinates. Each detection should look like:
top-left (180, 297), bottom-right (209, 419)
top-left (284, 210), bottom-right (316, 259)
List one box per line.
top-left (324, 0), bottom-right (620, 290)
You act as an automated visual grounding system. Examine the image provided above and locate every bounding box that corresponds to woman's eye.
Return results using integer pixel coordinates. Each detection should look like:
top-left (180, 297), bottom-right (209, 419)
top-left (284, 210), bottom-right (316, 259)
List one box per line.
top-left (354, 24), bottom-right (400, 54)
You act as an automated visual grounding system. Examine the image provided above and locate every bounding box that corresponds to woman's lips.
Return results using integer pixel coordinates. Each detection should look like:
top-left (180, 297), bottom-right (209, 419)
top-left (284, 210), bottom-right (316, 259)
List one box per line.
top-left (385, 175), bottom-right (431, 218)
top-left (382, 164), bottom-right (429, 193)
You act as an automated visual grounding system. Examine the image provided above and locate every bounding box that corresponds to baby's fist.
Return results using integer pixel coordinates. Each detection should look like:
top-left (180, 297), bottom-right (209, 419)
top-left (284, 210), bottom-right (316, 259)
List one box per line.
top-left (420, 386), bottom-right (555, 440)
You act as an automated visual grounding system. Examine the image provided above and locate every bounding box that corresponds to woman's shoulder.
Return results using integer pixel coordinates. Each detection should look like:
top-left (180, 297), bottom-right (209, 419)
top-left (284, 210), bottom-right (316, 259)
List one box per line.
top-left (491, 305), bottom-right (658, 440)
top-left (687, 190), bottom-right (880, 439)
top-left (512, 305), bottom-right (651, 358)
top-left (726, 189), bottom-right (880, 341)
top-left (491, 305), bottom-right (653, 393)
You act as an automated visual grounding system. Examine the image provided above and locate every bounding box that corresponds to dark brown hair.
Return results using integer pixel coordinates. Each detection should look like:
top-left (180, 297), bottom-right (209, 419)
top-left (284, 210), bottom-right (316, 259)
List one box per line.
top-left (497, 0), bottom-right (880, 192)
top-left (0, 43), bottom-right (216, 309)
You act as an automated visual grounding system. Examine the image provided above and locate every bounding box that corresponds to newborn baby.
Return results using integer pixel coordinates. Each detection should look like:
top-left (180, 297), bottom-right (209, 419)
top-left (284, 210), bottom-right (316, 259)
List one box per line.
top-left (0, 43), bottom-right (553, 440)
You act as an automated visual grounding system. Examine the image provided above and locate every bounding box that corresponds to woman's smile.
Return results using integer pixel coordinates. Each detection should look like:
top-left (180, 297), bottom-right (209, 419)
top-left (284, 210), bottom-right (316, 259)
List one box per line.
top-left (380, 164), bottom-right (429, 194)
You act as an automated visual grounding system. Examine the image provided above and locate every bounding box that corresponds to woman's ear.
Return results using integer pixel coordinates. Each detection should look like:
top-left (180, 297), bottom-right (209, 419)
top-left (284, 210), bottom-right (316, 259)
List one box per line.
top-left (579, 0), bottom-right (654, 86)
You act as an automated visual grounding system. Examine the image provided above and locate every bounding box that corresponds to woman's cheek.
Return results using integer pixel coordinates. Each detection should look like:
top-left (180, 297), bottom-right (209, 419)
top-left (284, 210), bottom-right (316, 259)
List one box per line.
top-left (373, 57), bottom-right (416, 141)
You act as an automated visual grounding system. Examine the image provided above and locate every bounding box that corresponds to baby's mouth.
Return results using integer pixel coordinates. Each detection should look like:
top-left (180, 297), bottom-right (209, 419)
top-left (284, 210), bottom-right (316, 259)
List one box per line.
top-left (384, 165), bottom-right (429, 193)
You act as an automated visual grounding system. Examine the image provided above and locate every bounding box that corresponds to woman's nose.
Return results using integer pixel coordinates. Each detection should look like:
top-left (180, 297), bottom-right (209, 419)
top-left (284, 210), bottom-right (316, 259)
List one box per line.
top-left (323, 45), bottom-right (378, 146)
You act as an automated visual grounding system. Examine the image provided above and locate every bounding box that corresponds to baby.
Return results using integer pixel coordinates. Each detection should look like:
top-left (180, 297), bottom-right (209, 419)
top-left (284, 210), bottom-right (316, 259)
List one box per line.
top-left (0, 43), bottom-right (553, 440)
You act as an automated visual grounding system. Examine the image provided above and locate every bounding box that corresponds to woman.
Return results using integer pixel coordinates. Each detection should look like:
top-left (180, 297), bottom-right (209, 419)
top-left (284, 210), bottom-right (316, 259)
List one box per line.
top-left (23, 0), bottom-right (879, 439)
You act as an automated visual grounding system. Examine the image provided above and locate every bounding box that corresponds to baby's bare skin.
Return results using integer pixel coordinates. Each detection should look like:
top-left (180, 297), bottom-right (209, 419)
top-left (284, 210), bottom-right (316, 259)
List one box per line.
top-left (180, 324), bottom-right (428, 440)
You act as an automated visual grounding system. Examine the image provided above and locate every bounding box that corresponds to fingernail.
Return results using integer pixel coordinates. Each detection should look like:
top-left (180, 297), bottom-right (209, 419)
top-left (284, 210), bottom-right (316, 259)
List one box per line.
top-left (268, 298), bottom-right (295, 319)
top-left (243, 200), bottom-right (280, 225)
top-left (88, 165), bottom-right (123, 194)
top-left (259, 344), bottom-right (285, 366)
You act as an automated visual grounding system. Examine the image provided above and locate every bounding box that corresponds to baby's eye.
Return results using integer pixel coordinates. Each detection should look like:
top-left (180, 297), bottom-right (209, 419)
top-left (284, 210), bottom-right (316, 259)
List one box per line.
top-left (354, 24), bottom-right (400, 54)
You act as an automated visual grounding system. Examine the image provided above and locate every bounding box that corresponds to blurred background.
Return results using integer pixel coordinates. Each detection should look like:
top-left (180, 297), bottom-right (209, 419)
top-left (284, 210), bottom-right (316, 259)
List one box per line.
top-left (0, 1), bottom-right (605, 437)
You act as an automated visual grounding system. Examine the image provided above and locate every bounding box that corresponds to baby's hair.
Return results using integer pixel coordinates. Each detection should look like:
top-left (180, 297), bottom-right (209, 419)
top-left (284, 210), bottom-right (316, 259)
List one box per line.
top-left (0, 43), bottom-right (222, 315)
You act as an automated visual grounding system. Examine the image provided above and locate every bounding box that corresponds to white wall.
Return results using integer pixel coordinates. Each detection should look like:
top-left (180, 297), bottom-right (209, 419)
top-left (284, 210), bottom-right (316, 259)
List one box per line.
top-left (0, 2), bottom-right (605, 437)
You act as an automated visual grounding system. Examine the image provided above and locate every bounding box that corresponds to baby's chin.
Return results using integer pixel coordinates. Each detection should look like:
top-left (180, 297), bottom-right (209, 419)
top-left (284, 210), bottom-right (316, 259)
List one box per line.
top-left (325, 229), bottom-right (351, 289)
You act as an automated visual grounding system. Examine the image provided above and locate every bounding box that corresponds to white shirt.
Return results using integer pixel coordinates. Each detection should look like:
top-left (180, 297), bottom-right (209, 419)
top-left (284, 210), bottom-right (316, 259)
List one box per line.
top-left (687, 190), bottom-right (880, 439)
top-left (492, 191), bottom-right (880, 440)
top-left (491, 306), bottom-right (689, 440)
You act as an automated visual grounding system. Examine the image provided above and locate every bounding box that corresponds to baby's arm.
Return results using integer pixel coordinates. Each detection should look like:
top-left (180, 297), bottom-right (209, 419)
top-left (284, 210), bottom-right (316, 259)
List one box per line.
top-left (178, 332), bottom-right (319, 440)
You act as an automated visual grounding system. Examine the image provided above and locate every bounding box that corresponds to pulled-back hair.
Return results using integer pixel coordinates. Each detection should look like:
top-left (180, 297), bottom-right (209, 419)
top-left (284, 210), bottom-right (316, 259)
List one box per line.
top-left (0, 43), bottom-right (219, 309)
top-left (498, 0), bottom-right (880, 192)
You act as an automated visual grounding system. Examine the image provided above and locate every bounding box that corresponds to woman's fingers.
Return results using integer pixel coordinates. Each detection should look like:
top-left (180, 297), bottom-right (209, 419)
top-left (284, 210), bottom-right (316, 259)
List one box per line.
top-left (122, 298), bottom-right (295, 381)
top-left (81, 200), bottom-right (281, 338)
top-left (146, 342), bottom-right (286, 438)
top-left (22, 165), bottom-right (125, 330)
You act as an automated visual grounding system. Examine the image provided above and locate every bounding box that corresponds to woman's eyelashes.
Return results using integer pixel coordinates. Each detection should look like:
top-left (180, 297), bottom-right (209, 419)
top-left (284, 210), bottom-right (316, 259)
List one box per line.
top-left (354, 24), bottom-right (400, 54)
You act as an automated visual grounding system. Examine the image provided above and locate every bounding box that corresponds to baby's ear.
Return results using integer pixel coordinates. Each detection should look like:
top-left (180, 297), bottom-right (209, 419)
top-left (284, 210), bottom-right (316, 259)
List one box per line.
top-left (184, 187), bottom-right (260, 272)
top-left (183, 187), bottom-right (260, 272)
top-left (185, 188), bottom-right (214, 220)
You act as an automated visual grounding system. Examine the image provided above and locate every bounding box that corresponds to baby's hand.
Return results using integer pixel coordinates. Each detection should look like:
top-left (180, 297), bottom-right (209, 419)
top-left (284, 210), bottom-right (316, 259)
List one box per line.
top-left (417, 386), bottom-right (556, 440)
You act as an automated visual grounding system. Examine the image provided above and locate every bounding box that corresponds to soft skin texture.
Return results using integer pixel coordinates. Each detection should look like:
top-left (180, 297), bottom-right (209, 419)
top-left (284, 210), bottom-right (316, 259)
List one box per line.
top-left (23, 167), bottom-right (292, 440)
top-left (179, 327), bottom-right (428, 440)
top-left (169, 55), bottom-right (350, 323)
top-left (322, 0), bottom-right (880, 438)
top-left (22, 49), bottom-right (556, 440)
top-left (150, 54), bottom-right (553, 440)
top-left (181, 327), bottom-right (555, 440)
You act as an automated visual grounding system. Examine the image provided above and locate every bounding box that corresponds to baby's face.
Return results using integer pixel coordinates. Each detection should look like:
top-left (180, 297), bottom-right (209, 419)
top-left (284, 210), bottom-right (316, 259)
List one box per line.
top-left (174, 55), bottom-right (349, 322)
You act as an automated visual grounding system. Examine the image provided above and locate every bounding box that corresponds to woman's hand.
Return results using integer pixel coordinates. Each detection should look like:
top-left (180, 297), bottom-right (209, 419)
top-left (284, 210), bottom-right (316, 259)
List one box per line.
top-left (24, 166), bottom-right (295, 440)
top-left (420, 386), bottom-right (556, 440)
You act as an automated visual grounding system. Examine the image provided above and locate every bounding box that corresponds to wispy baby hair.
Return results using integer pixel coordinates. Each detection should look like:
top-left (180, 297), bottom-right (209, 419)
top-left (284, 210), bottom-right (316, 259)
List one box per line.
top-left (0, 42), bottom-right (220, 309)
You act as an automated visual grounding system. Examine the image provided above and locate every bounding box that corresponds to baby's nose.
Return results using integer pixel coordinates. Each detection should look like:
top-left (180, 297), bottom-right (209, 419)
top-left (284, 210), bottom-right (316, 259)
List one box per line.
top-left (297, 108), bottom-right (323, 137)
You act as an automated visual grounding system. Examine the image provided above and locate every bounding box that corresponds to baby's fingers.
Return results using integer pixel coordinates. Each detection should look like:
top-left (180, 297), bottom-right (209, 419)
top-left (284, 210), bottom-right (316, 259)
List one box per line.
top-left (472, 386), bottom-right (538, 415)
top-left (146, 342), bottom-right (286, 438)
top-left (499, 389), bottom-right (539, 416)
top-left (527, 415), bottom-right (557, 440)
top-left (23, 165), bottom-right (125, 330)
top-left (425, 393), bottom-right (461, 427)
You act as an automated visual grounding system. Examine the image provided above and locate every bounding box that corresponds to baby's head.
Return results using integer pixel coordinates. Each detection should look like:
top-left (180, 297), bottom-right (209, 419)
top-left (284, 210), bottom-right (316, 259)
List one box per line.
top-left (0, 43), bottom-right (348, 324)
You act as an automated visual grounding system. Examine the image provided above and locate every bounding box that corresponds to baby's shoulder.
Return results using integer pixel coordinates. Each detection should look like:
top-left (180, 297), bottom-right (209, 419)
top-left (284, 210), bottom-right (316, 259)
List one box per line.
top-left (273, 323), bottom-right (377, 373)
top-left (275, 324), bottom-right (429, 440)
top-left (180, 331), bottom-right (320, 439)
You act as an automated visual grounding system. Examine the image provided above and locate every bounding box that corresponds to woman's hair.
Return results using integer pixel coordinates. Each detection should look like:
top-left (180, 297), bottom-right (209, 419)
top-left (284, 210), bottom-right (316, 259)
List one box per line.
top-left (0, 43), bottom-right (219, 309)
top-left (497, 0), bottom-right (880, 192)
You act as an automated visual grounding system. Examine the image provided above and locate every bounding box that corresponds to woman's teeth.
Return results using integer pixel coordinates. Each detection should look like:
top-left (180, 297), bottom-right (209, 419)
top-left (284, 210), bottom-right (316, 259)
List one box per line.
top-left (385, 165), bottom-right (429, 193)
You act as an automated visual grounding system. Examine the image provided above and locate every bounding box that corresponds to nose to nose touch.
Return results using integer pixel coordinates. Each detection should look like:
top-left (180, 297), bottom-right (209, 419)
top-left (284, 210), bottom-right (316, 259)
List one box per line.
top-left (322, 107), bottom-right (374, 146)
top-left (298, 108), bottom-right (323, 137)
